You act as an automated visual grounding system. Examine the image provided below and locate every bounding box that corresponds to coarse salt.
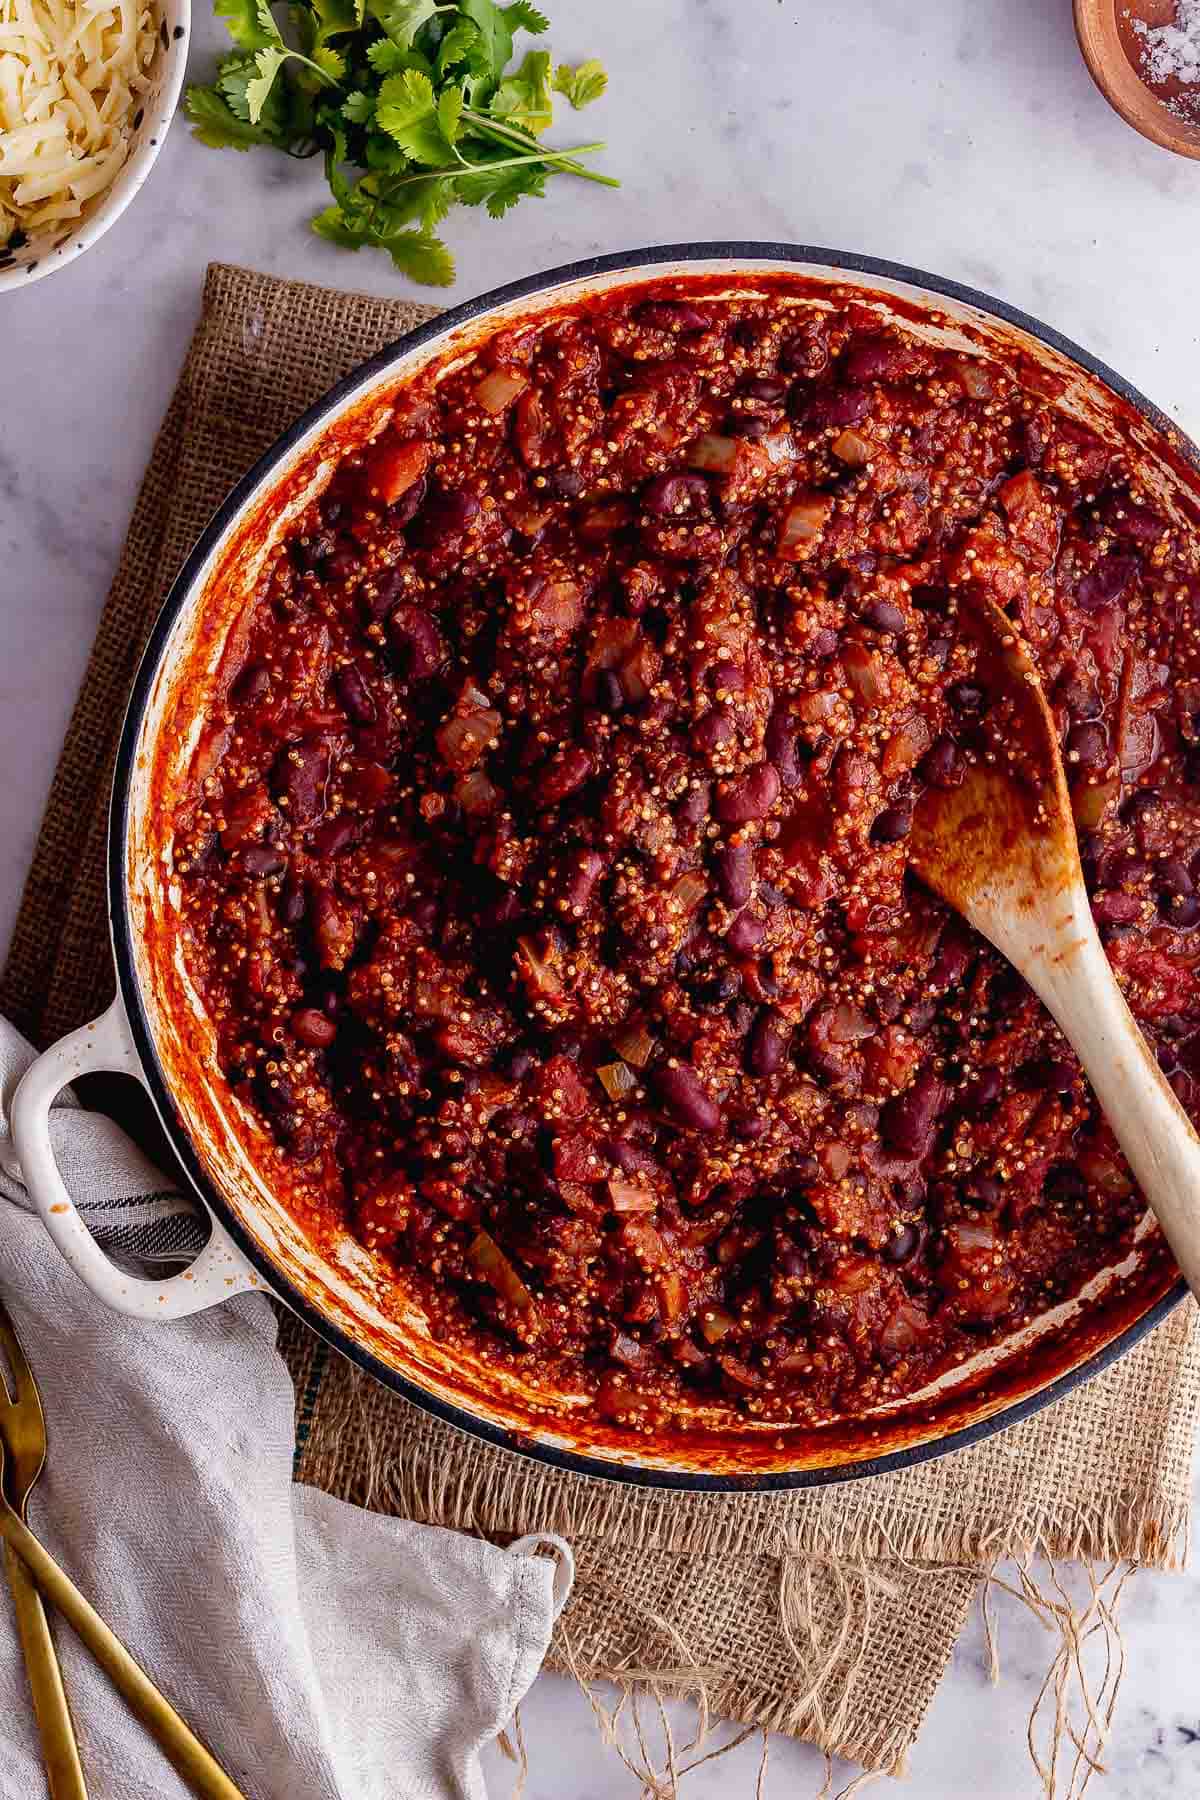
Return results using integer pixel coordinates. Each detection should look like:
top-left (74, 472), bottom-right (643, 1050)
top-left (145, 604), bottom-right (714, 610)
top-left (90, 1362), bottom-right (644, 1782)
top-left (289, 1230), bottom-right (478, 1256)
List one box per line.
top-left (1132, 0), bottom-right (1200, 85)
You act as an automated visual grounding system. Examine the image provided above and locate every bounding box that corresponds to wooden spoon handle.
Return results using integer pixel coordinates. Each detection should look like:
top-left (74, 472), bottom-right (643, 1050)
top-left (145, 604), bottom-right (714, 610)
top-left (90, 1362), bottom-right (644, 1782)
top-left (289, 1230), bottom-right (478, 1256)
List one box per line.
top-left (0, 1503), bottom-right (247, 1800)
top-left (1012, 899), bottom-right (1200, 1301)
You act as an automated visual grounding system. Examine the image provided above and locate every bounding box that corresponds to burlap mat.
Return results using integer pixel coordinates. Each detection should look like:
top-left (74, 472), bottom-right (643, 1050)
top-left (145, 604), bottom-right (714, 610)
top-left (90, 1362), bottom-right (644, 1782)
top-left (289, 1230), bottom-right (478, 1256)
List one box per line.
top-left (5, 262), bottom-right (1199, 1788)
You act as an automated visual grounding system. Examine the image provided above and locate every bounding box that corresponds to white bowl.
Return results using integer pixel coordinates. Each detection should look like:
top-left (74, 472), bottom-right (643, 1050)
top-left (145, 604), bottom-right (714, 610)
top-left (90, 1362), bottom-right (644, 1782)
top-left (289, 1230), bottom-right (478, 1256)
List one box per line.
top-left (0, 0), bottom-right (190, 294)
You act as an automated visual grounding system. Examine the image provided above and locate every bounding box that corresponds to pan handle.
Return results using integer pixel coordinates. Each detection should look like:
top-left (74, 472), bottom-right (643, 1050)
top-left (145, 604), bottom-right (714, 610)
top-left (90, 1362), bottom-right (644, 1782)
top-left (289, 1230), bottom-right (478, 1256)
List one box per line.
top-left (9, 1000), bottom-right (263, 1320)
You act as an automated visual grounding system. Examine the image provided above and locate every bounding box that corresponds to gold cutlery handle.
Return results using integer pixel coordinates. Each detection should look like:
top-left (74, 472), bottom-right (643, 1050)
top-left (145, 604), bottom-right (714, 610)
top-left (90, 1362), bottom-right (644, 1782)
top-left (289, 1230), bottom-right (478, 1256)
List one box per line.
top-left (0, 1507), bottom-right (246, 1800)
top-left (4, 1538), bottom-right (88, 1800)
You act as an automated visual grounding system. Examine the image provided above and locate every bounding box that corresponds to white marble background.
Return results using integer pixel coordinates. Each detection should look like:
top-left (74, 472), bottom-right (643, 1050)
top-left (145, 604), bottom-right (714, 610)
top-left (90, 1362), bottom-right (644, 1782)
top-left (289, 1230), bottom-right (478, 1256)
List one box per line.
top-left (4, 0), bottom-right (1200, 1793)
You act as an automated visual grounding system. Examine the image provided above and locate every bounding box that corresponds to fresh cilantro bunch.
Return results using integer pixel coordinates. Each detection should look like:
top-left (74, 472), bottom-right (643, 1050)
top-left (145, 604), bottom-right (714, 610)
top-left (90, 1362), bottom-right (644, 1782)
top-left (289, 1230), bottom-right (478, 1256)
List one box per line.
top-left (185, 0), bottom-right (614, 285)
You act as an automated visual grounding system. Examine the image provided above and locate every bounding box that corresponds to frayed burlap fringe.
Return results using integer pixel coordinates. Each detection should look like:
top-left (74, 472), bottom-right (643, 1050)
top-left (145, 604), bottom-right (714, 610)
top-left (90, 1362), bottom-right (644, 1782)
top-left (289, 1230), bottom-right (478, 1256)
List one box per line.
top-left (4, 261), bottom-right (1198, 1795)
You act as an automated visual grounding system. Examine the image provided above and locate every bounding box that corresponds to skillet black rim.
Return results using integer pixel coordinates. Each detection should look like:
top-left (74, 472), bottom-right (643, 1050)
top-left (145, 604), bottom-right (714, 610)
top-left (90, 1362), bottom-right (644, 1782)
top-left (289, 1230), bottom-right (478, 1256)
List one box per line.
top-left (108, 240), bottom-right (1189, 1493)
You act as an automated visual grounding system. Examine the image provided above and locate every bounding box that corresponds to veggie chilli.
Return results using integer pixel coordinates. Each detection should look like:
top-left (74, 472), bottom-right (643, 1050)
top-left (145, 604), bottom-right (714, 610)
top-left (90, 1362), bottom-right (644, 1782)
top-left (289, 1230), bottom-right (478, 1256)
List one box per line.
top-left (170, 282), bottom-right (1199, 1433)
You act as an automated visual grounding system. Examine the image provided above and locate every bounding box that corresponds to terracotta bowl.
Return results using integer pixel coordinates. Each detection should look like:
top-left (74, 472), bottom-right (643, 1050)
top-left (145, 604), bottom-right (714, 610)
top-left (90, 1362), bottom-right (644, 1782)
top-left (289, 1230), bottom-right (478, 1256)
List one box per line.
top-left (1075, 0), bottom-right (1200, 158)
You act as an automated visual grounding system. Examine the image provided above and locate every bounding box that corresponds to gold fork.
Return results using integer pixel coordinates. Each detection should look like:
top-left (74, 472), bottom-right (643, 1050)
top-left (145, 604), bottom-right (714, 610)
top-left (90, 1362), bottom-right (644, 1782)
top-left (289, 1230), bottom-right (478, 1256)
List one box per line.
top-left (0, 1301), bottom-right (88, 1799)
top-left (0, 1297), bottom-right (248, 1800)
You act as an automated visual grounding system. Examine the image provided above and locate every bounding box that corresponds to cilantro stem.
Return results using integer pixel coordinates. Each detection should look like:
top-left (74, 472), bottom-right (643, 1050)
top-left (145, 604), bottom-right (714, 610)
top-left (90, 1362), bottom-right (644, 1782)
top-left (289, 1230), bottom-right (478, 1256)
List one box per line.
top-left (460, 107), bottom-right (620, 188)
top-left (378, 142), bottom-right (607, 193)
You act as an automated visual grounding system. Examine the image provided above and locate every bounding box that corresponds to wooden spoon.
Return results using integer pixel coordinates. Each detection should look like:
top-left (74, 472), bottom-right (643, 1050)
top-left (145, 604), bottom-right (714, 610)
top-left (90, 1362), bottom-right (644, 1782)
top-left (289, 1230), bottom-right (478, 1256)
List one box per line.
top-left (909, 594), bottom-right (1200, 1299)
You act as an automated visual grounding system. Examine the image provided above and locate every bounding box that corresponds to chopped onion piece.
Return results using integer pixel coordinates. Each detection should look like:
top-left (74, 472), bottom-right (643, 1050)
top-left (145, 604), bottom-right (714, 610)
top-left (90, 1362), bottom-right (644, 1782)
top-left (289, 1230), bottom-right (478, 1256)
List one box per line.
top-left (608, 1176), bottom-right (657, 1212)
top-left (671, 871), bottom-right (708, 915)
top-left (842, 642), bottom-right (886, 705)
top-left (467, 1230), bottom-right (532, 1310)
top-left (831, 428), bottom-right (872, 467)
top-left (687, 433), bottom-right (740, 474)
top-left (597, 1061), bottom-right (638, 1103)
top-left (613, 1021), bottom-right (656, 1068)
top-left (700, 1306), bottom-right (737, 1344)
top-left (1071, 775), bottom-right (1119, 830)
top-left (777, 493), bottom-right (833, 558)
top-left (474, 367), bottom-right (529, 413)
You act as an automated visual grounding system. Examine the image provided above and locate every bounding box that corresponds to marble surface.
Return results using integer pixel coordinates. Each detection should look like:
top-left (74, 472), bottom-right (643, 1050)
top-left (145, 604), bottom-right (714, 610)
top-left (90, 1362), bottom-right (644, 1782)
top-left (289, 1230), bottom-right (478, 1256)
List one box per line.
top-left (3, 0), bottom-right (1200, 1793)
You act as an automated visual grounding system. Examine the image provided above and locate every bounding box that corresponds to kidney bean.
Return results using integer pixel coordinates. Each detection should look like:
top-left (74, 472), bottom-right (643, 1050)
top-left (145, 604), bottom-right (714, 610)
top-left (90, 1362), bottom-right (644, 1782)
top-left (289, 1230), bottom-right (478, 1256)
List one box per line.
top-left (360, 566), bottom-right (409, 623)
top-left (1159, 858), bottom-right (1194, 900)
top-left (273, 738), bottom-right (329, 827)
top-left (550, 467), bottom-right (585, 498)
top-left (871, 805), bottom-right (913, 844)
top-left (676, 780), bottom-right (712, 824)
top-left (972, 1068), bottom-right (1002, 1108)
top-left (694, 710), bottom-right (735, 755)
top-left (1100, 489), bottom-right (1166, 544)
top-left (242, 845), bottom-right (285, 878)
top-left (716, 842), bottom-right (754, 907)
top-left (1091, 889), bottom-right (1143, 926)
top-left (410, 486), bottom-right (479, 549)
top-left (231, 662), bottom-right (271, 707)
top-left (292, 1007), bottom-right (338, 1049)
top-left (336, 662), bottom-right (377, 725)
top-left (280, 873), bottom-right (307, 927)
top-left (1066, 720), bottom-right (1109, 774)
top-left (748, 1008), bottom-right (790, 1077)
top-left (562, 849), bottom-right (605, 914)
top-left (310, 816), bottom-right (359, 857)
top-left (727, 910), bottom-right (766, 956)
top-left (843, 333), bottom-right (911, 384)
top-left (596, 670), bottom-right (625, 713)
top-left (881, 1070), bottom-right (948, 1159)
top-left (725, 415), bottom-right (769, 441)
top-left (642, 471), bottom-right (710, 517)
top-left (389, 474), bottom-right (428, 528)
top-left (810, 627), bottom-right (839, 659)
top-left (739, 374), bottom-right (788, 403)
top-left (323, 542), bottom-right (362, 584)
top-left (863, 599), bottom-right (906, 635)
top-left (655, 1063), bottom-right (721, 1131)
top-left (636, 300), bottom-right (713, 333)
top-left (920, 735), bottom-right (963, 789)
top-left (715, 761), bottom-right (781, 824)
top-left (806, 384), bottom-right (870, 428)
top-left (1076, 553), bottom-right (1138, 611)
top-left (1166, 894), bottom-right (1200, 927)
top-left (763, 704), bottom-right (802, 788)
top-left (536, 747), bottom-right (593, 806)
top-left (387, 604), bottom-right (445, 680)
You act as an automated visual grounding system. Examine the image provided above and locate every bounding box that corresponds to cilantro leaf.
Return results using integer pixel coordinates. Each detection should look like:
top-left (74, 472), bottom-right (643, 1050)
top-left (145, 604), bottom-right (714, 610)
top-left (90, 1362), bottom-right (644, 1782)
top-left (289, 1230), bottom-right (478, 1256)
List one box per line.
top-left (489, 46), bottom-right (550, 133)
top-left (365, 130), bottom-right (409, 169)
top-left (370, 0), bottom-right (438, 48)
top-left (244, 45), bottom-right (288, 121)
top-left (502, 1), bottom-right (548, 32)
top-left (551, 57), bottom-right (606, 109)
top-left (454, 156), bottom-right (544, 216)
top-left (437, 81), bottom-right (463, 146)
top-left (436, 18), bottom-right (479, 72)
top-left (376, 67), bottom-right (446, 162)
top-left (385, 230), bottom-right (455, 284)
top-left (312, 201), bottom-right (368, 247)
top-left (185, 81), bottom-right (287, 146)
top-left (214, 0), bottom-right (282, 51)
top-left (308, 0), bottom-right (358, 39)
top-left (340, 87), bottom-right (375, 122)
top-left (460, 0), bottom-right (512, 82)
top-left (365, 36), bottom-right (407, 72)
top-left (312, 43), bottom-right (347, 79)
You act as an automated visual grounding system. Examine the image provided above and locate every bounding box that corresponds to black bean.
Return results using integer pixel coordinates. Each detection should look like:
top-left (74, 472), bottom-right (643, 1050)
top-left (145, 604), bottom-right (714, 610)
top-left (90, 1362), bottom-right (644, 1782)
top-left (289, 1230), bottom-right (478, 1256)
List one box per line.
top-left (946, 681), bottom-right (984, 714)
top-left (871, 805), bottom-right (913, 844)
top-left (920, 735), bottom-right (963, 789)
top-left (410, 486), bottom-right (479, 548)
top-left (882, 1223), bottom-right (923, 1264)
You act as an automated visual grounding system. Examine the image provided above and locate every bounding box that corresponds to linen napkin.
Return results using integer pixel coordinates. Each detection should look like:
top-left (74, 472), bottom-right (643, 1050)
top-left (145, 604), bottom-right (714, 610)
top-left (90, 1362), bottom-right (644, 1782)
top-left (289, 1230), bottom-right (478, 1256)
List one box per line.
top-left (0, 1015), bottom-right (572, 1800)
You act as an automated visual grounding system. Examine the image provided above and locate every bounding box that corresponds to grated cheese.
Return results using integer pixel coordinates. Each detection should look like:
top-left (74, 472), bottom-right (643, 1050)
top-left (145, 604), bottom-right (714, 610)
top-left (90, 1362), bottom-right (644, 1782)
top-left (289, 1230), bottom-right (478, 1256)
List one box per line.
top-left (0, 0), bottom-right (158, 244)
